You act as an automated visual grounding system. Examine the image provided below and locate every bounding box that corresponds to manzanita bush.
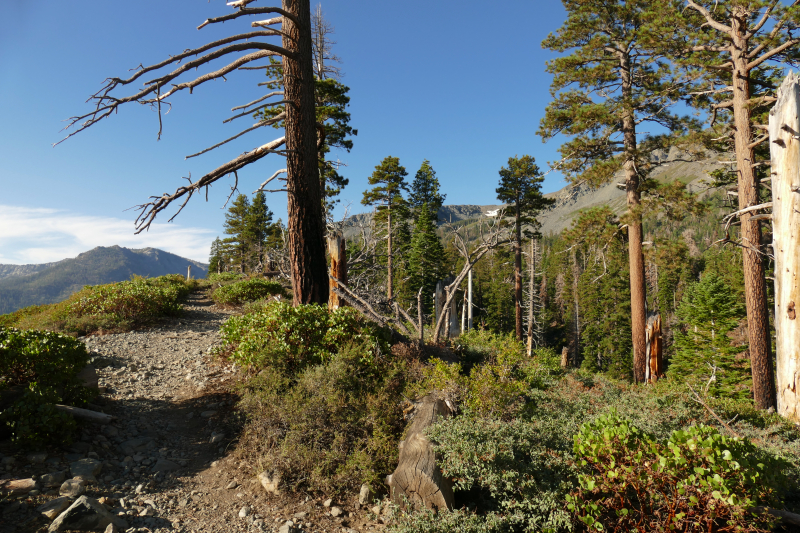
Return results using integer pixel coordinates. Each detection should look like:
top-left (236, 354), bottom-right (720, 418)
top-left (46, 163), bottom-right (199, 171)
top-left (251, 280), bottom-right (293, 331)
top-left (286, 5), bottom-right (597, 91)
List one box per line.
top-left (211, 278), bottom-right (285, 306)
top-left (568, 411), bottom-right (784, 532)
top-left (216, 302), bottom-right (390, 373)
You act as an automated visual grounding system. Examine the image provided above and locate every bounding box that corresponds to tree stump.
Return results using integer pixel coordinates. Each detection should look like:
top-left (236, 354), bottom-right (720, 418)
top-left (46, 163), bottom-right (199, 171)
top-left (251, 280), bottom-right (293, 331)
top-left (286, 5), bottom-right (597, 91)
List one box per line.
top-left (645, 313), bottom-right (663, 383)
top-left (327, 230), bottom-right (347, 311)
top-left (389, 395), bottom-right (454, 512)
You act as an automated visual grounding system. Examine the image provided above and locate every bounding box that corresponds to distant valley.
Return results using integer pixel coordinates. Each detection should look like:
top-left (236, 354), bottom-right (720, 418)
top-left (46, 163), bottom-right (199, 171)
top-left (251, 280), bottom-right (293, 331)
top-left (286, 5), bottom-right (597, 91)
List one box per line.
top-left (0, 246), bottom-right (207, 314)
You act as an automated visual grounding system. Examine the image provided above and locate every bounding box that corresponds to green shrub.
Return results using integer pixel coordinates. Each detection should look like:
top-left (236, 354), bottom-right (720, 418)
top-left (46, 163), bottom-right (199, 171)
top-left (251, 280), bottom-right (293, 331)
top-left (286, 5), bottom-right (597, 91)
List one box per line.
top-left (66, 275), bottom-right (190, 322)
top-left (408, 330), bottom-right (562, 419)
top-left (1, 274), bottom-right (194, 335)
top-left (216, 302), bottom-right (390, 373)
top-left (0, 328), bottom-right (93, 446)
top-left (568, 412), bottom-right (783, 532)
top-left (237, 341), bottom-right (407, 494)
top-left (211, 278), bottom-right (285, 306)
top-left (207, 272), bottom-right (246, 284)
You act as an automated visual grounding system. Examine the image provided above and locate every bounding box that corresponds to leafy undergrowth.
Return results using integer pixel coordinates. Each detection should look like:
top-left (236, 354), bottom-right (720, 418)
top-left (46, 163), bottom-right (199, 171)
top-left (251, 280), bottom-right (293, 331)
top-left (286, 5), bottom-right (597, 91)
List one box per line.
top-left (0, 274), bottom-right (195, 336)
top-left (219, 315), bottom-right (800, 531)
top-left (0, 328), bottom-right (94, 447)
top-left (391, 331), bottom-right (800, 533)
top-left (210, 278), bottom-right (285, 306)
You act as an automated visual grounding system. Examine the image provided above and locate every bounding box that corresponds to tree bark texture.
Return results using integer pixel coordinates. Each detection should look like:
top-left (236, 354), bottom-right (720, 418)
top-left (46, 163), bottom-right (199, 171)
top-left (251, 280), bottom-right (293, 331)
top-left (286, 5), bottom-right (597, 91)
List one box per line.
top-left (619, 50), bottom-right (648, 384)
top-left (732, 13), bottom-right (776, 410)
top-left (327, 230), bottom-right (347, 310)
top-left (282, 0), bottom-right (328, 306)
top-left (769, 72), bottom-right (800, 422)
top-left (387, 210), bottom-right (393, 302)
top-left (389, 395), bottom-right (454, 512)
top-left (515, 203), bottom-right (523, 340)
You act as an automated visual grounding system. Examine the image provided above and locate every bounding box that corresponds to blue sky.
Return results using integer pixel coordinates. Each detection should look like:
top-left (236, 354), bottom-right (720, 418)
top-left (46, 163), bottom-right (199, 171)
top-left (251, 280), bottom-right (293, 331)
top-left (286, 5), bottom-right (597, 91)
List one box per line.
top-left (0, 0), bottom-right (569, 264)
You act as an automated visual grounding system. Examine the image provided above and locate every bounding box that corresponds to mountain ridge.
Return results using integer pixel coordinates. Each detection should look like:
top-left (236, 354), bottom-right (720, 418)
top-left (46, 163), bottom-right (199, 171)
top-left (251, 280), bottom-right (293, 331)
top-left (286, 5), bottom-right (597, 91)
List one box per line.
top-left (0, 246), bottom-right (208, 314)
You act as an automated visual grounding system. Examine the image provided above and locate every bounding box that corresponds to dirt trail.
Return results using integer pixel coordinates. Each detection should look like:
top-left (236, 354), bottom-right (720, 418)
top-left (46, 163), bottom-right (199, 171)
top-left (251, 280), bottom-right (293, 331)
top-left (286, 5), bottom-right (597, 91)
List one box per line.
top-left (1, 291), bottom-right (383, 533)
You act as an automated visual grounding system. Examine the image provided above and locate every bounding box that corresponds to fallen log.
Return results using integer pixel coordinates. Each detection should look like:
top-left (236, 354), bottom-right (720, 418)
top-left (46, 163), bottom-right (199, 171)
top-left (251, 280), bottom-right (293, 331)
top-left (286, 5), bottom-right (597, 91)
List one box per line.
top-left (54, 405), bottom-right (115, 424)
top-left (388, 395), bottom-right (454, 512)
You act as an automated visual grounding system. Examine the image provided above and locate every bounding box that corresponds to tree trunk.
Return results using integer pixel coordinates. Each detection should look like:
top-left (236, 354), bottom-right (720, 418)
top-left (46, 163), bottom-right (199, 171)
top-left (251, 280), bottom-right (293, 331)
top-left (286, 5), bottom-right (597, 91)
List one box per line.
top-left (387, 209), bottom-right (394, 302)
top-left (769, 72), bottom-right (800, 422)
top-left (467, 267), bottom-right (473, 331)
top-left (619, 50), bottom-right (648, 383)
top-left (389, 395), bottom-right (454, 512)
top-left (732, 15), bottom-right (776, 410)
top-left (283, 0), bottom-right (328, 306)
top-left (571, 247), bottom-right (580, 367)
top-left (527, 238), bottom-right (536, 356)
top-left (327, 230), bottom-right (347, 310)
top-left (514, 203), bottom-right (523, 340)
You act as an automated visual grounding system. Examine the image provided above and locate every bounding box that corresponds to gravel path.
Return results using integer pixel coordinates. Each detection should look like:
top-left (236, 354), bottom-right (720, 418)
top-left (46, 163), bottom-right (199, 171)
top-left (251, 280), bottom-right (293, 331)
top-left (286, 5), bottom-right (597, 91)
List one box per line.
top-left (1, 292), bottom-right (387, 533)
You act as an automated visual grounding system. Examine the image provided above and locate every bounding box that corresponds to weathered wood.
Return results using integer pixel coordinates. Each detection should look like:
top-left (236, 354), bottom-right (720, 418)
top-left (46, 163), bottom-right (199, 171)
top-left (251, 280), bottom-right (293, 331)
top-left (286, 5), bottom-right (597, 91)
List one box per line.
top-left (560, 346), bottom-right (569, 369)
top-left (769, 72), bottom-right (800, 422)
top-left (389, 395), bottom-right (454, 512)
top-left (644, 313), bottom-right (663, 383)
top-left (54, 405), bottom-right (115, 424)
top-left (327, 230), bottom-right (347, 310)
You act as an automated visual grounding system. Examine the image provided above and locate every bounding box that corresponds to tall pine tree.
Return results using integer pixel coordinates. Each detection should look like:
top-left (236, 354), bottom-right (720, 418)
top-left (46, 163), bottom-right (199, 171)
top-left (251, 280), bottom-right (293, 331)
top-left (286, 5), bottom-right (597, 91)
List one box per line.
top-left (362, 156), bottom-right (410, 302)
top-left (407, 204), bottom-right (446, 316)
top-left (538, 0), bottom-right (694, 381)
top-left (496, 155), bottom-right (553, 340)
top-left (223, 194), bottom-right (251, 274)
top-left (409, 160), bottom-right (446, 221)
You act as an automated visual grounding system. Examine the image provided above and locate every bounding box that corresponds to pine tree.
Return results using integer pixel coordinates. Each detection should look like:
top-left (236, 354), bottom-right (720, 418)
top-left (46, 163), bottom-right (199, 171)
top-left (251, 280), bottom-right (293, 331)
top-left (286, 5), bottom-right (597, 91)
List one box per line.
top-left (650, 0), bottom-right (800, 409)
top-left (223, 194), bottom-right (251, 274)
top-left (407, 204), bottom-right (446, 315)
top-left (495, 155), bottom-right (554, 340)
top-left (670, 273), bottom-right (750, 399)
top-left (208, 237), bottom-right (224, 275)
top-left (246, 191), bottom-right (274, 273)
top-left (362, 156), bottom-right (410, 302)
top-left (409, 160), bottom-right (446, 221)
top-left (538, 0), bottom-right (694, 382)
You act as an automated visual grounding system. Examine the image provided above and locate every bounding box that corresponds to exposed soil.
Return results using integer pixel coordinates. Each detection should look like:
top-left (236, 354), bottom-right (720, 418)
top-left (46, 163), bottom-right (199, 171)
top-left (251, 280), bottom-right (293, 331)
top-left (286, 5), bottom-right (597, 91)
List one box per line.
top-left (0, 291), bottom-right (388, 533)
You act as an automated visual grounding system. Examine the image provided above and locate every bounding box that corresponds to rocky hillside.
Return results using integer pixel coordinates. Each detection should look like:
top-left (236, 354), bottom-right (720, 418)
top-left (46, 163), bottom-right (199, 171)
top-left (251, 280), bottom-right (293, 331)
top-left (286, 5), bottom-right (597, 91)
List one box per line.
top-left (342, 146), bottom-right (727, 238)
top-left (0, 246), bottom-right (208, 314)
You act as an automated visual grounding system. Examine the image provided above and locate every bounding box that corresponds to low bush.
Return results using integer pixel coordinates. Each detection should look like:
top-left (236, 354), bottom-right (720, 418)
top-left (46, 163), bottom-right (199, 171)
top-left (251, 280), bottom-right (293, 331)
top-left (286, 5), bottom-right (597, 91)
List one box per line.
top-left (568, 412), bottom-right (783, 532)
top-left (0, 328), bottom-right (93, 446)
top-left (393, 370), bottom-right (800, 533)
top-left (207, 272), bottom-right (246, 284)
top-left (1, 274), bottom-right (194, 336)
top-left (216, 302), bottom-right (391, 374)
top-left (408, 329), bottom-right (562, 419)
top-left (211, 278), bottom-right (285, 306)
top-left (236, 341), bottom-right (407, 494)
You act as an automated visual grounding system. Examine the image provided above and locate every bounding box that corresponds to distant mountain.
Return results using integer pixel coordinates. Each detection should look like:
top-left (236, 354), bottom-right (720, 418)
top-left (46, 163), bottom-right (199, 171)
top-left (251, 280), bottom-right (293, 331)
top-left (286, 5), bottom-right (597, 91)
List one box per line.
top-left (0, 246), bottom-right (208, 314)
top-left (342, 145), bottom-right (726, 238)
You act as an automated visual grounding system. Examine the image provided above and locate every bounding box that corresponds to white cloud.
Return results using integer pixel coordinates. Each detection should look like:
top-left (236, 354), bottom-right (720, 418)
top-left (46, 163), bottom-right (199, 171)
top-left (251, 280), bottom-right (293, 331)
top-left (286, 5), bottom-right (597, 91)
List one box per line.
top-left (0, 205), bottom-right (215, 264)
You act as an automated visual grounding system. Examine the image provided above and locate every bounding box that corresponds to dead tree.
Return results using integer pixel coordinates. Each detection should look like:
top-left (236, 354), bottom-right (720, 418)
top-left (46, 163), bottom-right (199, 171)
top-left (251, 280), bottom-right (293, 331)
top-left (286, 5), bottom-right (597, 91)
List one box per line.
top-left (432, 214), bottom-right (510, 344)
top-left (769, 72), bottom-right (800, 423)
top-left (644, 313), bottom-right (664, 383)
top-left (60, 0), bottom-right (328, 306)
top-left (327, 229), bottom-right (347, 310)
top-left (388, 395), bottom-right (454, 512)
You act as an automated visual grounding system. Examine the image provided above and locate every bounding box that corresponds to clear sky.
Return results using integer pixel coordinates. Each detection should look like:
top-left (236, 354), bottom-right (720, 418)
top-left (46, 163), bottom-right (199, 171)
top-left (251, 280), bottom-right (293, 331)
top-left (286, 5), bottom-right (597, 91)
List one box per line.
top-left (0, 0), bottom-right (569, 264)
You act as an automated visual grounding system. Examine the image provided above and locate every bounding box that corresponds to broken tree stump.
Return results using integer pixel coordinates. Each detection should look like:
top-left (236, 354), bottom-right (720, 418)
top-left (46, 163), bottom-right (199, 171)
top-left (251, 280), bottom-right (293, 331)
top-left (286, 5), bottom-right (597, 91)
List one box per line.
top-left (644, 313), bottom-right (663, 383)
top-left (389, 395), bottom-right (454, 512)
top-left (327, 230), bottom-right (348, 311)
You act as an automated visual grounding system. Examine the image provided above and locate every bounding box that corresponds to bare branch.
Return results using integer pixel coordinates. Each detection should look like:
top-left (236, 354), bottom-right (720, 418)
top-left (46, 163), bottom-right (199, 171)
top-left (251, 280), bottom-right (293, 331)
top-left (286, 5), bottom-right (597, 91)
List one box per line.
top-left (198, 6), bottom-right (298, 30)
top-left (684, 0), bottom-right (733, 33)
top-left (748, 37), bottom-right (800, 70)
top-left (134, 136), bottom-right (285, 233)
top-left (254, 168), bottom-right (287, 193)
top-left (231, 91), bottom-right (284, 112)
top-left (185, 112), bottom-right (285, 159)
top-left (252, 17), bottom-right (283, 27)
top-left (224, 99), bottom-right (288, 123)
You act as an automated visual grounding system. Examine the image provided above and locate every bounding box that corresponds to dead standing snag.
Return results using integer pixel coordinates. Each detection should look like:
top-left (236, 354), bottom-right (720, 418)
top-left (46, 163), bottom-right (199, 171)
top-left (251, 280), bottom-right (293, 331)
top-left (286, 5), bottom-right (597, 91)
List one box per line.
top-left (61, 0), bottom-right (328, 305)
